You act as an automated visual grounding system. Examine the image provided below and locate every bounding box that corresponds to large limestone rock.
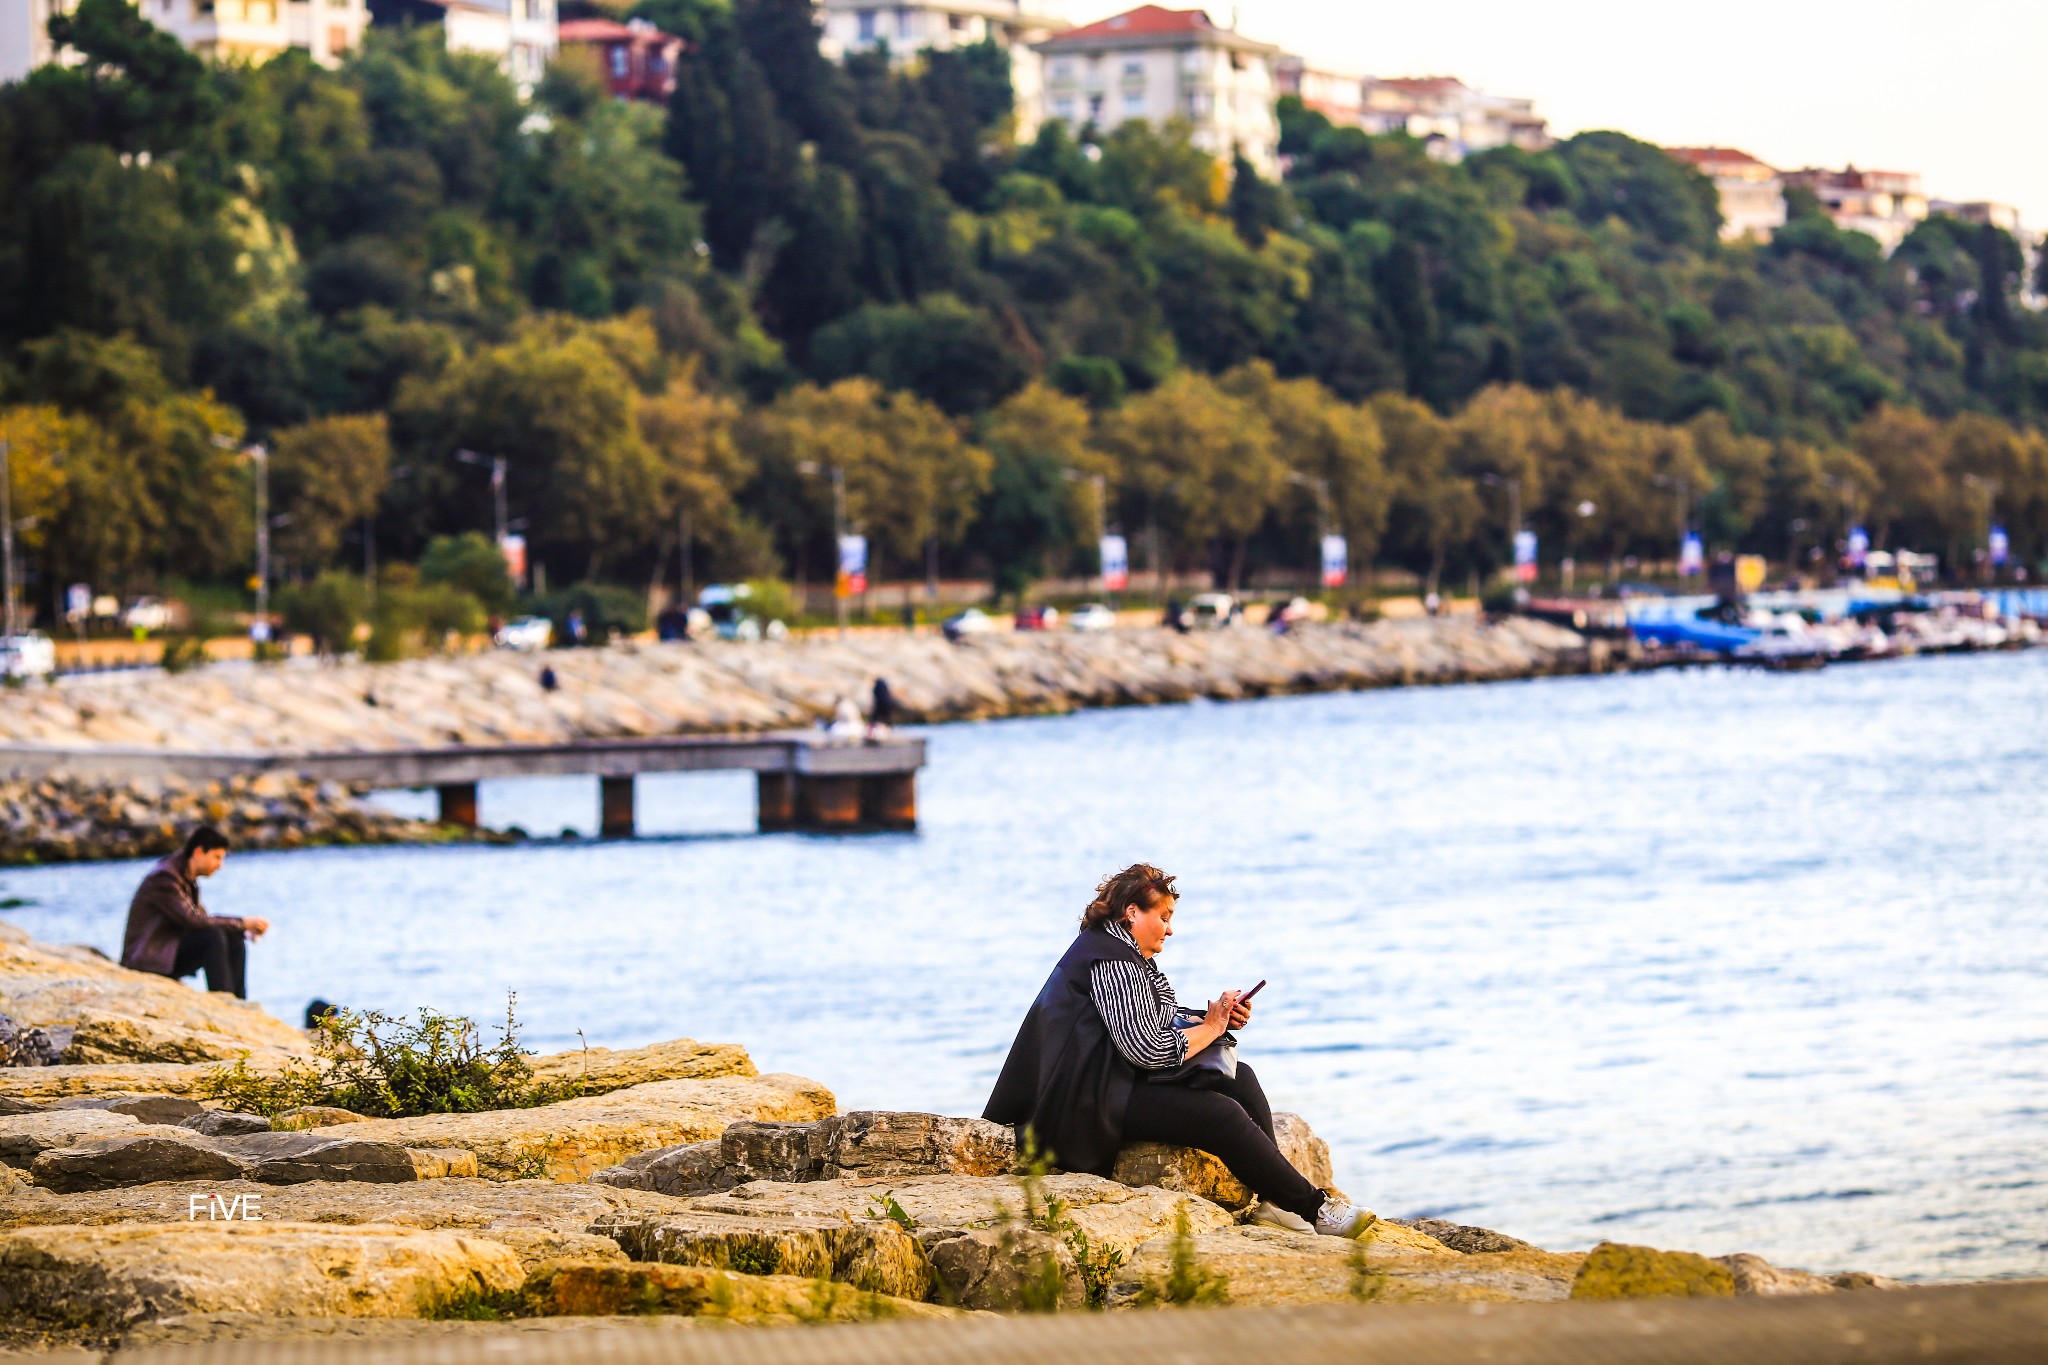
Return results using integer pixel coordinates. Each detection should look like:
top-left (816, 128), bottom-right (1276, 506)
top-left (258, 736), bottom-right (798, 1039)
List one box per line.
top-left (526, 1039), bottom-right (756, 1096)
top-left (50, 1094), bottom-right (206, 1126)
top-left (1105, 1221), bottom-right (1583, 1308)
top-left (517, 1257), bottom-right (959, 1323)
top-left (590, 1208), bottom-right (930, 1301)
top-left (688, 1172), bottom-right (1235, 1271)
top-left (0, 1222), bottom-right (526, 1330)
top-left (592, 1110), bottom-right (1014, 1197)
top-left (0, 1176), bottom-right (675, 1273)
top-left (1714, 1251), bottom-right (1839, 1297)
top-left (0, 921), bottom-right (312, 1068)
top-left (0, 1062), bottom-right (222, 1105)
top-left (23, 1128), bottom-right (478, 1192)
top-left (1110, 1111), bottom-right (1333, 1211)
top-left (0, 1109), bottom-right (161, 1167)
top-left (339, 1074), bottom-right (836, 1182)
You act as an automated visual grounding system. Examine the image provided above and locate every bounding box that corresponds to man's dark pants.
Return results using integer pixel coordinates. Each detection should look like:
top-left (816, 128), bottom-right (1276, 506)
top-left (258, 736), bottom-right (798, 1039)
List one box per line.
top-left (169, 925), bottom-right (246, 998)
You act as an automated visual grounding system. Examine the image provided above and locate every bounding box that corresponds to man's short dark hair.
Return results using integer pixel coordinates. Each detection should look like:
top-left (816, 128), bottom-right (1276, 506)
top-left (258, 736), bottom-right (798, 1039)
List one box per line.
top-left (180, 825), bottom-right (229, 857)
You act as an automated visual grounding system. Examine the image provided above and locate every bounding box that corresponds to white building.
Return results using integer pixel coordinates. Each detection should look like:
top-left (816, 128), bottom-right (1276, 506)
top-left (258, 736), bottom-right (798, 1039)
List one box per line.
top-left (1667, 146), bottom-right (1787, 243)
top-left (3, 0), bottom-right (368, 81)
top-left (1781, 166), bottom-right (1927, 255)
top-left (1358, 75), bottom-right (1548, 163)
top-left (1034, 5), bottom-right (1282, 180)
top-left (820, 0), bottom-right (1070, 138)
top-left (370, 0), bottom-right (557, 92)
top-left (1274, 53), bottom-right (1361, 127)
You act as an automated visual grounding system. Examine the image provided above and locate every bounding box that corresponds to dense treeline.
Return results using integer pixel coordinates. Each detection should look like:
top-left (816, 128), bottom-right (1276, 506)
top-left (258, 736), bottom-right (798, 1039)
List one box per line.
top-left (1, 0), bottom-right (2045, 632)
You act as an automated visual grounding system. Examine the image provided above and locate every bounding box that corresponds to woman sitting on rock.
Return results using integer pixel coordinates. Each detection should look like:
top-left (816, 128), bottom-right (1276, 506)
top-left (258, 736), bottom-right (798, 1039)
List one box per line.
top-left (985, 863), bottom-right (1366, 1237)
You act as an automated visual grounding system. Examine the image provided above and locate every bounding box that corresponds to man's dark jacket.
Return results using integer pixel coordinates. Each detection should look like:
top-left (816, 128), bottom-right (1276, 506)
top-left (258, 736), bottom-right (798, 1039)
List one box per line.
top-left (984, 926), bottom-right (1143, 1176)
top-left (120, 856), bottom-right (242, 977)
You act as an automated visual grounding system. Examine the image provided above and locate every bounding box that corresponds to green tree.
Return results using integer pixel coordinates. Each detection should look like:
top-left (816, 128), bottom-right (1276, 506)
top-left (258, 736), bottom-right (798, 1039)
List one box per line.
top-left (270, 412), bottom-right (391, 571)
top-left (419, 531), bottom-right (514, 615)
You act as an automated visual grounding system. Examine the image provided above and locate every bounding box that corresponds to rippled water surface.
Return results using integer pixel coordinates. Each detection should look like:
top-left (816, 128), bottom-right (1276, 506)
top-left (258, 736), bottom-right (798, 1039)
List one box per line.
top-left (8, 651), bottom-right (2048, 1280)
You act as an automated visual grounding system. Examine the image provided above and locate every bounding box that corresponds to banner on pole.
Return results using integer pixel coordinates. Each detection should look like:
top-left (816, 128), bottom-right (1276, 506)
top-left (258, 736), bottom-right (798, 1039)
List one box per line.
top-left (498, 534), bottom-right (527, 586)
top-left (836, 534), bottom-right (868, 597)
top-left (1679, 533), bottom-right (1704, 576)
top-left (1320, 534), bottom-right (1348, 588)
top-left (1990, 525), bottom-right (2010, 566)
top-left (1099, 534), bottom-right (1129, 592)
top-left (1513, 530), bottom-right (1538, 584)
top-left (65, 584), bottom-right (90, 623)
top-left (1847, 526), bottom-right (1869, 569)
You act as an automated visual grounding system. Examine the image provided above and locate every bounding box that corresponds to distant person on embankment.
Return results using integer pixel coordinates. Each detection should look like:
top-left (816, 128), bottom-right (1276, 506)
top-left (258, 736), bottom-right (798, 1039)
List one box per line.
top-left (985, 863), bottom-right (1368, 1238)
top-left (119, 826), bottom-right (267, 999)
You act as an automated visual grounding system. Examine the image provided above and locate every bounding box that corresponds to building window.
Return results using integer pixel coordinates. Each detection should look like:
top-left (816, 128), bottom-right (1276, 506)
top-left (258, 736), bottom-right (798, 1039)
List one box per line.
top-left (1052, 59), bottom-right (1071, 78)
top-left (1087, 93), bottom-right (1103, 119)
top-left (1122, 59), bottom-right (1141, 77)
top-left (856, 9), bottom-right (875, 40)
top-left (609, 45), bottom-right (628, 77)
top-left (948, 13), bottom-right (965, 31)
top-left (1122, 91), bottom-right (1143, 114)
top-left (1052, 96), bottom-right (1075, 118)
top-left (896, 7), bottom-right (912, 38)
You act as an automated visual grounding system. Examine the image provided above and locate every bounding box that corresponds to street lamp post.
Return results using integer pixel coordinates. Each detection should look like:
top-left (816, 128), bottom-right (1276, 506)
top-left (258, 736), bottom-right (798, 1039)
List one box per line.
top-left (251, 444), bottom-right (271, 642)
top-left (1284, 469), bottom-right (1333, 593)
top-left (797, 461), bottom-right (848, 636)
top-left (455, 449), bottom-right (508, 549)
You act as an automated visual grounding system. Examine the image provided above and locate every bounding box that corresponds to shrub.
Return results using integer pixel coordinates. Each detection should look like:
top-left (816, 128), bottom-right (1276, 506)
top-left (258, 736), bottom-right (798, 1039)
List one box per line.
top-left (530, 583), bottom-right (647, 644)
top-left (278, 571), bottom-right (370, 655)
top-left (158, 635), bottom-right (208, 673)
top-left (198, 994), bottom-right (575, 1119)
top-left (421, 532), bottom-right (516, 615)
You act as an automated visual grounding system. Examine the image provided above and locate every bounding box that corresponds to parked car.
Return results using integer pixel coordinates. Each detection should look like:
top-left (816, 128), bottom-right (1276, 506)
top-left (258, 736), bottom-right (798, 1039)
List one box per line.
top-left (122, 597), bottom-right (172, 633)
top-left (495, 616), bottom-right (553, 651)
top-left (1187, 592), bottom-right (1239, 629)
top-left (942, 607), bottom-right (998, 642)
top-left (1068, 603), bottom-right (1116, 632)
top-left (0, 633), bottom-right (55, 679)
top-left (1013, 605), bottom-right (1061, 631)
top-left (697, 584), bottom-right (787, 642)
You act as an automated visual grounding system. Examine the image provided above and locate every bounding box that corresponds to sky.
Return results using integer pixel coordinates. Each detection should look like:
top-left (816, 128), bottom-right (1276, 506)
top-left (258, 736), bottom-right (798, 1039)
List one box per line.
top-left (1065, 0), bottom-right (2048, 231)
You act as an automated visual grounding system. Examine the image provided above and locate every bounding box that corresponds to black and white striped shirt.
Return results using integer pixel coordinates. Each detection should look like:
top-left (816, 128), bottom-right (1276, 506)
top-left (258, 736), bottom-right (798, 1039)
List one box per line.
top-left (1089, 922), bottom-right (1189, 1071)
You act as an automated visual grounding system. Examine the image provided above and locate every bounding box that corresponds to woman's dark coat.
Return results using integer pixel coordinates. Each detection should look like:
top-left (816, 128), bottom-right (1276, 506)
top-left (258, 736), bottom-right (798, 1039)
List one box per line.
top-left (983, 926), bottom-right (1145, 1176)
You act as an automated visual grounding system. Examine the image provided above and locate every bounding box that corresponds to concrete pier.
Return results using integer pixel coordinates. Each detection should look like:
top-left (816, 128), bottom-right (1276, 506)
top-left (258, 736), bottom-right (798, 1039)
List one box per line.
top-left (0, 732), bottom-right (925, 838)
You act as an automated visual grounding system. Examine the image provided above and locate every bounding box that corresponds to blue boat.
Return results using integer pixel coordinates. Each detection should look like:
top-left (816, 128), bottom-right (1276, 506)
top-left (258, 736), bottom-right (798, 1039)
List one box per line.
top-left (1628, 613), bottom-right (1759, 654)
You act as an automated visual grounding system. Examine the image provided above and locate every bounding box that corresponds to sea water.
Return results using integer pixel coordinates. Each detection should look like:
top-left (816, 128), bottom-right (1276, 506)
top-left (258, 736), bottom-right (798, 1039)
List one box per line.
top-left (8, 649), bottom-right (2046, 1280)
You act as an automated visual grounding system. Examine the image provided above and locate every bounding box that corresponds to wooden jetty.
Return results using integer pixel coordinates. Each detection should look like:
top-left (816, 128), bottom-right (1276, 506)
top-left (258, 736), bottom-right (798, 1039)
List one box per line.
top-left (0, 733), bottom-right (925, 836)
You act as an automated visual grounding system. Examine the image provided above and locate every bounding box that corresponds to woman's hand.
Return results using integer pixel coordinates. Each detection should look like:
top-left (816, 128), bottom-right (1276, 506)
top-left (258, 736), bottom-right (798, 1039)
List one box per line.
top-left (1227, 994), bottom-right (1253, 1029)
top-left (1202, 991), bottom-right (1240, 1031)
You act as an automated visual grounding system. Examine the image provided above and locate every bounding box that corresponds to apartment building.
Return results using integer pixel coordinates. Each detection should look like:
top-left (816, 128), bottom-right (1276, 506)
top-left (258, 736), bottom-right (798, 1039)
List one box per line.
top-left (820, 0), bottom-right (1069, 138)
top-left (1782, 165), bottom-right (1927, 255)
top-left (1358, 75), bottom-right (1548, 162)
top-left (370, 0), bottom-right (558, 92)
top-left (1274, 53), bottom-right (1361, 127)
top-left (1035, 5), bottom-right (1282, 179)
top-left (2, 0), bottom-right (367, 80)
top-left (1667, 147), bottom-right (1787, 243)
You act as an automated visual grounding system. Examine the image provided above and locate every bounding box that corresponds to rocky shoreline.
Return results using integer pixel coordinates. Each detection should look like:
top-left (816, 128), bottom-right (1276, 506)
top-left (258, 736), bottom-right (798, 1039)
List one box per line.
top-left (0, 919), bottom-right (1909, 1352)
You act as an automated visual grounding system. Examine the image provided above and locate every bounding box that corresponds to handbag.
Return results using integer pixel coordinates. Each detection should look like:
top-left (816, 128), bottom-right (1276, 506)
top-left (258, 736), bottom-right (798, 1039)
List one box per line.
top-left (1143, 1006), bottom-right (1237, 1087)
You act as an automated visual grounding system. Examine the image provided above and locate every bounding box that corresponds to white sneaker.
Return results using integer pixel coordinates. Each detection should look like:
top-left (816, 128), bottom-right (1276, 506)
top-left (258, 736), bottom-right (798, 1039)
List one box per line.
top-left (1249, 1200), bottom-right (1314, 1234)
top-left (1314, 1197), bottom-right (1370, 1239)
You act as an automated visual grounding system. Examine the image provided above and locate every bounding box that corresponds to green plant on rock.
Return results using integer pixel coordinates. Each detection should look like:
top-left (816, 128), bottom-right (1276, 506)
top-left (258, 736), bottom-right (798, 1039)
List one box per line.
top-left (725, 1240), bottom-right (780, 1277)
top-left (867, 1190), bottom-right (917, 1232)
top-left (1348, 1217), bottom-right (1388, 1302)
top-left (1133, 1206), bottom-right (1229, 1307)
top-left (1008, 1129), bottom-right (1122, 1310)
top-left (198, 993), bottom-right (576, 1119)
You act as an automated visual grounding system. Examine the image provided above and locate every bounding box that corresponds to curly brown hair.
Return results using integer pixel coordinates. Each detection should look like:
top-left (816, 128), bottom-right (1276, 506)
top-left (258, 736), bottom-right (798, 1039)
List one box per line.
top-left (1080, 863), bottom-right (1177, 931)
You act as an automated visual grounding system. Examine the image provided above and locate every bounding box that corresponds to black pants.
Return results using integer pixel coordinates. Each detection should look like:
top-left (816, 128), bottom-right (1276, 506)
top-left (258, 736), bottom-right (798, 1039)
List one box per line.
top-left (170, 925), bottom-right (246, 998)
top-left (1121, 1062), bottom-right (1325, 1221)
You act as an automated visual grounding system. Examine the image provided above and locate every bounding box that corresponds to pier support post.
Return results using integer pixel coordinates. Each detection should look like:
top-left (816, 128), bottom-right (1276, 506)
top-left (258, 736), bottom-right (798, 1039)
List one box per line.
top-left (795, 774), bottom-right (863, 830)
top-left (757, 773), bottom-right (796, 831)
top-left (436, 782), bottom-right (478, 829)
top-left (860, 772), bottom-right (917, 830)
top-left (599, 775), bottom-right (636, 839)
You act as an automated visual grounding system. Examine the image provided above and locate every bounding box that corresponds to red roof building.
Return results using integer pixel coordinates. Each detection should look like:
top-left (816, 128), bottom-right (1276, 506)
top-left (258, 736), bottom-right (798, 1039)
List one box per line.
top-left (558, 17), bottom-right (684, 104)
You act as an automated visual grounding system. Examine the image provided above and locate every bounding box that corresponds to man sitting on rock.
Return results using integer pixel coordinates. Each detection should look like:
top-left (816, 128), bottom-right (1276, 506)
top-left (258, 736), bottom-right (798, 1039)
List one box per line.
top-left (120, 826), bottom-right (268, 998)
